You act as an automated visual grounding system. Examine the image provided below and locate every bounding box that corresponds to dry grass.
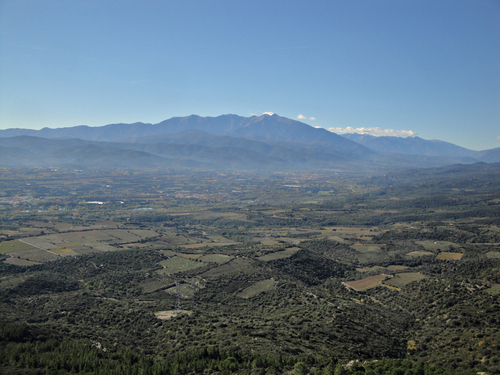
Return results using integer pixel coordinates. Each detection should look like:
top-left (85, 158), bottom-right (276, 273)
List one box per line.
top-left (179, 254), bottom-right (203, 259)
top-left (50, 248), bottom-right (76, 254)
top-left (387, 265), bottom-right (409, 271)
top-left (3, 258), bottom-right (42, 266)
top-left (155, 310), bottom-right (192, 320)
top-left (436, 252), bottom-right (463, 260)
top-left (344, 274), bottom-right (391, 291)
top-left (486, 251), bottom-right (500, 259)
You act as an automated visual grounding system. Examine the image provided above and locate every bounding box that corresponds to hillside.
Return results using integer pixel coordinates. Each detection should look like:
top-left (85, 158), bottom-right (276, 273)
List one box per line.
top-left (1, 165), bottom-right (500, 374)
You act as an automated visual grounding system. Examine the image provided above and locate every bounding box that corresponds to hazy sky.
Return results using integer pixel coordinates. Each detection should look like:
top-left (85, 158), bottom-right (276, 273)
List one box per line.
top-left (1, 0), bottom-right (499, 150)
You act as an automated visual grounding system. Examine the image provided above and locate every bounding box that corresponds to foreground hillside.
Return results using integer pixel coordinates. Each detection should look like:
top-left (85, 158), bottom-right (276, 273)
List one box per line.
top-left (1, 164), bottom-right (500, 374)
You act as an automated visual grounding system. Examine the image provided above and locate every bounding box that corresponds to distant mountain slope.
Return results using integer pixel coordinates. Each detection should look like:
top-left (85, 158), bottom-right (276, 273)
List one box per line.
top-left (124, 130), bottom-right (353, 163)
top-left (0, 114), bottom-right (373, 158)
top-left (0, 136), bottom-right (351, 170)
top-left (476, 147), bottom-right (500, 163)
top-left (0, 136), bottom-right (211, 169)
top-left (341, 133), bottom-right (479, 158)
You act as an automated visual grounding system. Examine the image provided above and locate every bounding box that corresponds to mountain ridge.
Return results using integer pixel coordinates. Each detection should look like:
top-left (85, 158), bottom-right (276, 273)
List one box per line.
top-left (0, 114), bottom-right (373, 158)
top-left (1, 114), bottom-right (498, 169)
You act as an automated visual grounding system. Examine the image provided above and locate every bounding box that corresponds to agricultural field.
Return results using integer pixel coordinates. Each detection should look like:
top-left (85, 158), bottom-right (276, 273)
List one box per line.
top-left (140, 279), bottom-right (171, 294)
top-left (436, 252), bottom-right (464, 260)
top-left (157, 256), bottom-right (206, 275)
top-left (350, 244), bottom-right (387, 264)
top-left (415, 240), bottom-right (460, 252)
top-left (383, 272), bottom-right (426, 287)
top-left (343, 274), bottom-right (391, 291)
top-left (257, 247), bottom-right (300, 261)
top-left (0, 239), bottom-right (36, 254)
top-left (237, 279), bottom-right (277, 298)
top-left (198, 254), bottom-right (233, 264)
top-left (486, 251), bottom-right (500, 259)
top-left (165, 283), bottom-right (196, 298)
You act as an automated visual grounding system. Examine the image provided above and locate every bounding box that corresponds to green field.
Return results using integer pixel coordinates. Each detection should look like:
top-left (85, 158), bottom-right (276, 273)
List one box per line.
top-left (140, 279), bottom-right (170, 293)
top-left (199, 254), bottom-right (234, 264)
top-left (206, 235), bottom-right (235, 243)
top-left (201, 258), bottom-right (256, 277)
top-left (0, 240), bottom-right (36, 254)
top-left (11, 248), bottom-right (59, 262)
top-left (352, 244), bottom-right (387, 264)
top-left (238, 279), bottom-right (277, 298)
top-left (165, 283), bottom-right (196, 298)
top-left (383, 273), bottom-right (426, 287)
top-left (160, 235), bottom-right (195, 246)
top-left (416, 240), bottom-right (459, 252)
top-left (157, 256), bottom-right (206, 275)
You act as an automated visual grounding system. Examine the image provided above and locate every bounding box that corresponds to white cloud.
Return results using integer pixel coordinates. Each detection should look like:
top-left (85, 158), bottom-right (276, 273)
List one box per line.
top-left (297, 114), bottom-right (316, 121)
top-left (327, 126), bottom-right (417, 137)
top-left (263, 112), bottom-right (274, 116)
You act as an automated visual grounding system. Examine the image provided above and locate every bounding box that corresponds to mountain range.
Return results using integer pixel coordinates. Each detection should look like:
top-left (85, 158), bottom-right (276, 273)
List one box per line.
top-left (1, 114), bottom-right (499, 170)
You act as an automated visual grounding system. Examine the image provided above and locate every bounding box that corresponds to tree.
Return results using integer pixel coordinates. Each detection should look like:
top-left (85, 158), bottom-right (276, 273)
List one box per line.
top-left (294, 361), bottom-right (308, 375)
top-left (334, 363), bottom-right (348, 375)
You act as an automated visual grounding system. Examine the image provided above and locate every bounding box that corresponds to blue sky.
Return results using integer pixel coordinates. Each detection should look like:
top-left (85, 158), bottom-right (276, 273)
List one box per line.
top-left (1, 0), bottom-right (499, 150)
